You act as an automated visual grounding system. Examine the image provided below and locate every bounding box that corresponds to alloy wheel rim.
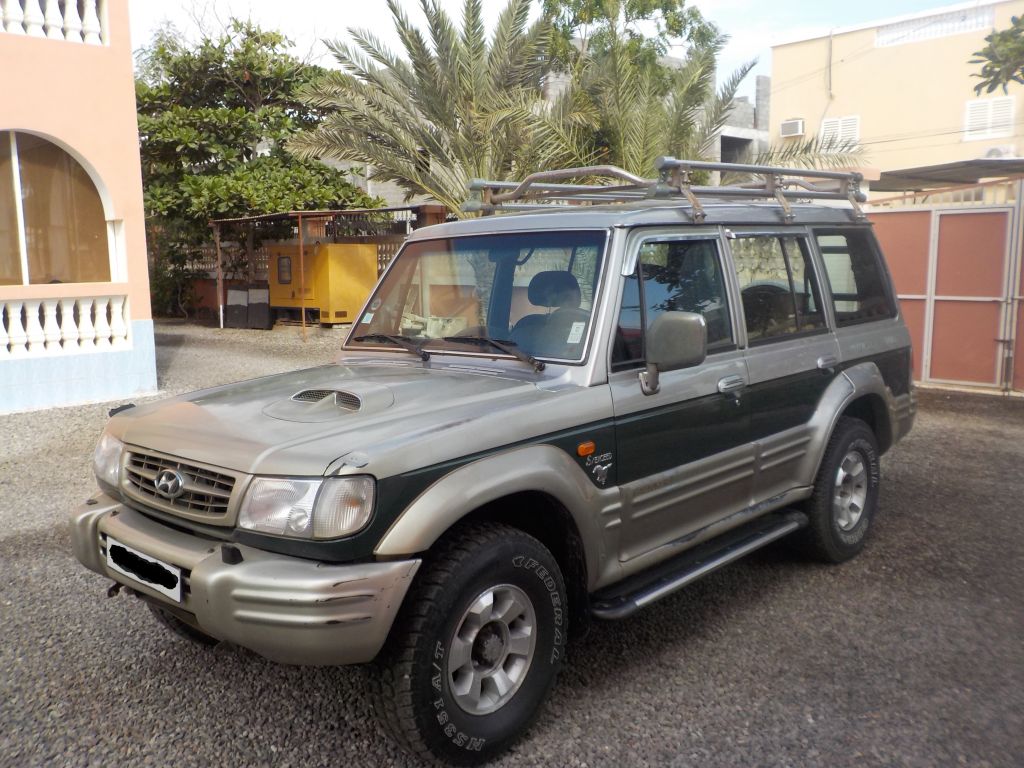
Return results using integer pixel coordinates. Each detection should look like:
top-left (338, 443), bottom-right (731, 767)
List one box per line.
top-left (833, 449), bottom-right (868, 531)
top-left (447, 583), bottom-right (536, 715)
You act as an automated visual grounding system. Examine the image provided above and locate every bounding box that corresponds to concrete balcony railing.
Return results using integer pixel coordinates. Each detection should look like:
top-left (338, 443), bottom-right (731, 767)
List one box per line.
top-left (1, 0), bottom-right (107, 44)
top-left (1, 294), bottom-right (129, 357)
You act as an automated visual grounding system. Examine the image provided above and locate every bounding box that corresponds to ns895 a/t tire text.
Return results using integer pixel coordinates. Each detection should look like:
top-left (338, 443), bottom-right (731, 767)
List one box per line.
top-left (372, 522), bottom-right (567, 766)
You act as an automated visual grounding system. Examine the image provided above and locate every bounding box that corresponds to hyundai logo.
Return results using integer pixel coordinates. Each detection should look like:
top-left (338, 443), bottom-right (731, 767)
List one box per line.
top-left (154, 469), bottom-right (185, 500)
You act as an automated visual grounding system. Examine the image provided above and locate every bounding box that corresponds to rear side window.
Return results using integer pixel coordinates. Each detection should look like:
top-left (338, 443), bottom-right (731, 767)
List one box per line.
top-left (612, 238), bottom-right (733, 370)
top-left (815, 229), bottom-right (896, 326)
top-left (731, 235), bottom-right (826, 344)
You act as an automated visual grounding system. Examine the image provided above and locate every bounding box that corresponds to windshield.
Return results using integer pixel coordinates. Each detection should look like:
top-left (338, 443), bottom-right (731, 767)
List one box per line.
top-left (349, 230), bottom-right (607, 363)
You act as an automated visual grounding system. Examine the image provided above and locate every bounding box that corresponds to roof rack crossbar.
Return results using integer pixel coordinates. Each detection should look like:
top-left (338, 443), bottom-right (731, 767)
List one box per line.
top-left (466, 157), bottom-right (867, 217)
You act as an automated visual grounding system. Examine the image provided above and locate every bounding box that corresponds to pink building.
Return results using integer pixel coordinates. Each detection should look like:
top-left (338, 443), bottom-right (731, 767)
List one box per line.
top-left (0, 0), bottom-right (156, 413)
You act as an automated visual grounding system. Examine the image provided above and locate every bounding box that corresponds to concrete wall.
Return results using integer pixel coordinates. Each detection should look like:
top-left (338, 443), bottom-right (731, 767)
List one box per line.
top-left (0, 0), bottom-right (157, 412)
top-left (770, 0), bottom-right (1024, 172)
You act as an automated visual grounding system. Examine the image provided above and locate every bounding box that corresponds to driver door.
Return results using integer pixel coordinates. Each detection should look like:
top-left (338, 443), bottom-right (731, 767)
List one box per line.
top-left (610, 231), bottom-right (753, 564)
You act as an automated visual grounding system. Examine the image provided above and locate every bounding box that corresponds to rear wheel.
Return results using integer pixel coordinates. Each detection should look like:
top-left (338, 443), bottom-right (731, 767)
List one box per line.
top-left (372, 523), bottom-right (567, 765)
top-left (799, 417), bottom-right (881, 563)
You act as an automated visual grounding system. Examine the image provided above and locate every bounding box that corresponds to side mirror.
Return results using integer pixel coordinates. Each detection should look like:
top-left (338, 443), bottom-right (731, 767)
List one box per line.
top-left (639, 311), bottom-right (707, 396)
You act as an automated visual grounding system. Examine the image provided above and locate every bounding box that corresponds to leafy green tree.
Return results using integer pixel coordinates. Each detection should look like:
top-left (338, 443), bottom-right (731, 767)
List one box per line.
top-left (290, 0), bottom-right (548, 212)
top-left (542, 0), bottom-right (717, 72)
top-left (971, 15), bottom-right (1024, 94)
top-left (137, 20), bottom-right (379, 313)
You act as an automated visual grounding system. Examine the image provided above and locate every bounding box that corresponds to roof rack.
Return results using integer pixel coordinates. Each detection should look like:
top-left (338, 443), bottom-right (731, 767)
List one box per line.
top-left (465, 156), bottom-right (867, 222)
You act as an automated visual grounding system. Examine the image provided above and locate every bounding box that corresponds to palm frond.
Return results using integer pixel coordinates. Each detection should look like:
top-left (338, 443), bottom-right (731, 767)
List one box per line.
top-left (692, 59), bottom-right (757, 160)
top-left (719, 137), bottom-right (865, 185)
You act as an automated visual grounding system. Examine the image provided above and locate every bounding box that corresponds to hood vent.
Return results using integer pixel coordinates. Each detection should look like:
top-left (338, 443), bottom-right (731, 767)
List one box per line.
top-left (292, 389), bottom-right (362, 411)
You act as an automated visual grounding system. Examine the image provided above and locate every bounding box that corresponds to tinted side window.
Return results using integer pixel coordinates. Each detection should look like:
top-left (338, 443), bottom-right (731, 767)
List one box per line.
top-left (815, 229), bottom-right (896, 326)
top-left (612, 239), bottom-right (733, 370)
top-left (732, 235), bottom-right (826, 343)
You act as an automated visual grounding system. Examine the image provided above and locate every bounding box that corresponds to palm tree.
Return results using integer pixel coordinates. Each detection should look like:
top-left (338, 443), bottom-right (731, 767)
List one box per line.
top-left (289, 0), bottom-right (547, 212)
top-left (507, 17), bottom-right (862, 180)
top-left (292, 0), bottom-right (861, 214)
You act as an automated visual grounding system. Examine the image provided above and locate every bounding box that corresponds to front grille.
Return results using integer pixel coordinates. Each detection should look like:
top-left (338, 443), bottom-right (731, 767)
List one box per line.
top-left (124, 451), bottom-right (235, 518)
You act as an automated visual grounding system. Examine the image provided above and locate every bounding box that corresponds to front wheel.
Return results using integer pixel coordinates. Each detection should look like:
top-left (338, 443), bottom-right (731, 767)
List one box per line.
top-left (799, 416), bottom-right (881, 563)
top-left (372, 523), bottom-right (567, 765)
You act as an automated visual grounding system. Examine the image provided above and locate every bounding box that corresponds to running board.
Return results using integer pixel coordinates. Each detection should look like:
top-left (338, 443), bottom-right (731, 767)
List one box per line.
top-left (591, 511), bottom-right (808, 620)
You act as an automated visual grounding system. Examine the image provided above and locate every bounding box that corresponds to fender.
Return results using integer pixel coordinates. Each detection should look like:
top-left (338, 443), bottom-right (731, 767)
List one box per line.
top-left (373, 444), bottom-right (620, 591)
top-left (796, 361), bottom-right (899, 487)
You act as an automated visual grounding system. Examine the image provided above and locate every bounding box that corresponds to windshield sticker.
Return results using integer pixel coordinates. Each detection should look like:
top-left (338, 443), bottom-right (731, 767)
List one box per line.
top-left (567, 322), bottom-right (586, 344)
top-left (369, 298), bottom-right (382, 310)
top-left (361, 312), bottom-right (374, 324)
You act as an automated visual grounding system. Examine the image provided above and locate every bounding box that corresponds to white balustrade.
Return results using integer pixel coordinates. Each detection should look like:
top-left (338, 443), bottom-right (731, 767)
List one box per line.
top-left (24, 299), bottom-right (45, 353)
top-left (0, 295), bottom-right (129, 355)
top-left (1, 0), bottom-right (107, 44)
top-left (59, 297), bottom-right (79, 347)
top-left (93, 296), bottom-right (111, 349)
top-left (0, 305), bottom-right (9, 358)
top-left (109, 295), bottom-right (127, 347)
top-left (81, 0), bottom-right (100, 44)
top-left (7, 302), bottom-right (28, 357)
top-left (62, 0), bottom-right (82, 43)
top-left (77, 298), bottom-right (96, 350)
top-left (42, 298), bottom-right (61, 350)
top-left (22, 0), bottom-right (42, 36)
top-left (3, 0), bottom-right (25, 35)
top-left (42, 0), bottom-right (61, 40)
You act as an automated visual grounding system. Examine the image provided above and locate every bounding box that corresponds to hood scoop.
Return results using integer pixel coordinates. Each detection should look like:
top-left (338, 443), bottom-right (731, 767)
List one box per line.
top-left (292, 389), bottom-right (362, 411)
top-left (264, 383), bottom-right (394, 423)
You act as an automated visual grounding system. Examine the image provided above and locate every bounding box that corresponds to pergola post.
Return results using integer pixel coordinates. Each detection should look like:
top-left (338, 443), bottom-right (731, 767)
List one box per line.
top-left (212, 222), bottom-right (224, 330)
top-left (297, 212), bottom-right (306, 341)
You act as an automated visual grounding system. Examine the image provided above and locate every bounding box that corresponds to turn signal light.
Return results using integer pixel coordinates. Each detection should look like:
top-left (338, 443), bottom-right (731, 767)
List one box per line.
top-left (577, 441), bottom-right (596, 457)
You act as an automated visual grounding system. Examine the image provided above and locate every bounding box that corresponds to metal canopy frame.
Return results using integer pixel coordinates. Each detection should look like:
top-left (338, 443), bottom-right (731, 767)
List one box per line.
top-left (466, 156), bottom-right (867, 223)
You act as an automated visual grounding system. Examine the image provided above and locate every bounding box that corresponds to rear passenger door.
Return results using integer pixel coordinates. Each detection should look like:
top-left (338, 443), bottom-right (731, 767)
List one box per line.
top-left (610, 231), bottom-right (752, 563)
top-left (728, 229), bottom-right (841, 503)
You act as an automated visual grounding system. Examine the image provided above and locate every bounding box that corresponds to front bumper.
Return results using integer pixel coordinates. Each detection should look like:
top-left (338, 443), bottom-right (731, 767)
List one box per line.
top-left (70, 494), bottom-right (420, 666)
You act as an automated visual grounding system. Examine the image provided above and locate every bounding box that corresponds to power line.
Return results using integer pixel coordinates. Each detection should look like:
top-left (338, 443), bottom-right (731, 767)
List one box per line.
top-left (769, 9), bottom-right (979, 97)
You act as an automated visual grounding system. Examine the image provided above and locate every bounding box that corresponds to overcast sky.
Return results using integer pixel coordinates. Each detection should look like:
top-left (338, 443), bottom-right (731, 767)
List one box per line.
top-left (127, 0), bottom-right (964, 99)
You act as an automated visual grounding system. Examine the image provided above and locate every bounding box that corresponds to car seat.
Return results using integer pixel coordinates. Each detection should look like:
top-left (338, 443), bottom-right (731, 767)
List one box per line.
top-left (511, 271), bottom-right (589, 358)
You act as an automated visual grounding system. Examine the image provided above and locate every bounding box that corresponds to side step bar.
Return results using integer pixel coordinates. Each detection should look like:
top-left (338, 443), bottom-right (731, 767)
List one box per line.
top-left (591, 511), bottom-right (808, 620)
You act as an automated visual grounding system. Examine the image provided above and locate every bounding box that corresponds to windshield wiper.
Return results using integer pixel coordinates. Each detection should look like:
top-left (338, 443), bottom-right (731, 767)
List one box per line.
top-left (441, 336), bottom-right (546, 372)
top-left (353, 333), bottom-right (430, 361)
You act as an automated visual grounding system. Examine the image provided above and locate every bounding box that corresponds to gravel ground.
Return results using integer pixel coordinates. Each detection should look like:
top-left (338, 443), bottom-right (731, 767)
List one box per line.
top-left (1, 322), bottom-right (1022, 768)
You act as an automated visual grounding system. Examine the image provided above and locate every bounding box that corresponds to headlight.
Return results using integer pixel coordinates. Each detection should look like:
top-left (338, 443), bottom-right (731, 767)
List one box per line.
top-left (238, 476), bottom-right (375, 540)
top-left (93, 433), bottom-right (124, 494)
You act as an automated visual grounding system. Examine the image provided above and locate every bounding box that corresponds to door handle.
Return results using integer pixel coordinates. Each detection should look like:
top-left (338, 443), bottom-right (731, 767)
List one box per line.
top-left (817, 355), bottom-right (839, 371)
top-left (717, 375), bottom-right (746, 395)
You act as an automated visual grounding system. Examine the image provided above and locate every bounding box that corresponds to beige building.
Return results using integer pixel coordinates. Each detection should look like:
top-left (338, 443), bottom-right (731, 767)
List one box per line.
top-left (0, 0), bottom-right (156, 413)
top-left (770, 0), bottom-right (1024, 174)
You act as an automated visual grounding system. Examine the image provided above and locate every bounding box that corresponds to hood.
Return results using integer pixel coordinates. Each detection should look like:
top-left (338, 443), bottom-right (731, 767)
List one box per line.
top-left (108, 359), bottom-right (560, 477)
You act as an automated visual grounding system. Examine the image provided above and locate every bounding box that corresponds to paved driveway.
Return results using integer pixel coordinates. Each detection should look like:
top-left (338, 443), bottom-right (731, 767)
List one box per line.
top-left (1, 323), bottom-right (1021, 767)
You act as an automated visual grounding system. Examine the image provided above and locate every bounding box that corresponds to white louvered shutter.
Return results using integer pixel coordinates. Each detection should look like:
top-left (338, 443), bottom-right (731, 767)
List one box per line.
top-left (965, 97), bottom-right (1014, 140)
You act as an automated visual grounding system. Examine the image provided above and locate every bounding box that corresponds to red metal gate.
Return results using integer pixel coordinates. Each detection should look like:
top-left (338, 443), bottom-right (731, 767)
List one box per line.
top-left (871, 203), bottom-right (1021, 392)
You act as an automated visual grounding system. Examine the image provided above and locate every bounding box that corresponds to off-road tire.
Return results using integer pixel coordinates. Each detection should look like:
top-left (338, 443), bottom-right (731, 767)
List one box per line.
top-left (799, 416), bottom-right (881, 563)
top-left (371, 522), bottom-right (567, 766)
top-left (147, 603), bottom-right (219, 646)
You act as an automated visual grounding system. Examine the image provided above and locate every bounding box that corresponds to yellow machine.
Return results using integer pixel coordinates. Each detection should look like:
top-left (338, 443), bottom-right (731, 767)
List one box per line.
top-left (267, 242), bottom-right (378, 326)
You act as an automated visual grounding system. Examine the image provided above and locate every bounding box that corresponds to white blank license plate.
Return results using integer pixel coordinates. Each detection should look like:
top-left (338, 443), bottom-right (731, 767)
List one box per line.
top-left (105, 537), bottom-right (182, 603)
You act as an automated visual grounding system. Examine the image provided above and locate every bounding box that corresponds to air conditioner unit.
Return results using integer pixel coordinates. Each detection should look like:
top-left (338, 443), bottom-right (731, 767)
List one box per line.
top-left (780, 118), bottom-right (805, 138)
top-left (984, 144), bottom-right (1017, 158)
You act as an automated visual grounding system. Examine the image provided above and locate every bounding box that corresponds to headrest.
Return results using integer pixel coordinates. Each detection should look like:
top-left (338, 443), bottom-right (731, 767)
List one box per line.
top-left (527, 271), bottom-right (581, 309)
